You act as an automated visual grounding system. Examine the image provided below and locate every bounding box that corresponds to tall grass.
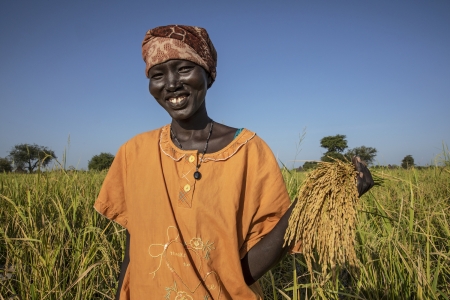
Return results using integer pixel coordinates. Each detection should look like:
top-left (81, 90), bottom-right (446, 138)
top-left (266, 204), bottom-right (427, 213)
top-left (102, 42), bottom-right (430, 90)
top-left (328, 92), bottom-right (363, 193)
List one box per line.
top-left (261, 163), bottom-right (450, 299)
top-left (0, 171), bottom-right (124, 299)
top-left (1, 154), bottom-right (449, 299)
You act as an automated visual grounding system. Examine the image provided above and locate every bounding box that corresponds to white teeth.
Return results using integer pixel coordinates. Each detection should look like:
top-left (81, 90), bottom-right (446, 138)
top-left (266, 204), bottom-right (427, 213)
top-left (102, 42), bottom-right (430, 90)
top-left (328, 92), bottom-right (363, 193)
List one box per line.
top-left (169, 96), bottom-right (186, 104)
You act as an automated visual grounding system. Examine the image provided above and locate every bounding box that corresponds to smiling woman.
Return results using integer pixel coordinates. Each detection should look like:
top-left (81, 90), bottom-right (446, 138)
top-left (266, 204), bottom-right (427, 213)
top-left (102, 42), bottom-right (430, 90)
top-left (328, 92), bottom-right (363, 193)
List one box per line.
top-left (93, 24), bottom-right (372, 300)
top-left (148, 60), bottom-right (210, 122)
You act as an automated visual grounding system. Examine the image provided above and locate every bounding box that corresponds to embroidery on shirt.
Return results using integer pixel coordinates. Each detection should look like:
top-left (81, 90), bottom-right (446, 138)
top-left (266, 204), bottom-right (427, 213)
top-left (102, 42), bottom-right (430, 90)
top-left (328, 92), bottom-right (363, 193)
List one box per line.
top-left (159, 126), bottom-right (186, 161)
top-left (160, 124), bottom-right (256, 164)
top-left (202, 132), bottom-right (256, 163)
top-left (166, 281), bottom-right (212, 300)
top-left (149, 226), bottom-right (222, 299)
top-left (202, 240), bottom-right (215, 260)
top-left (165, 281), bottom-right (195, 300)
top-left (177, 155), bottom-right (197, 208)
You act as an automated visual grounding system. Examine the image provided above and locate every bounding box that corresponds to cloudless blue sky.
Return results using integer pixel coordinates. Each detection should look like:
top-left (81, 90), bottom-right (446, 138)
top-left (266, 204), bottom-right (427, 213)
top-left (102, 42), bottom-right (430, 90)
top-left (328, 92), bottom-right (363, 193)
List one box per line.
top-left (1, 0), bottom-right (449, 169)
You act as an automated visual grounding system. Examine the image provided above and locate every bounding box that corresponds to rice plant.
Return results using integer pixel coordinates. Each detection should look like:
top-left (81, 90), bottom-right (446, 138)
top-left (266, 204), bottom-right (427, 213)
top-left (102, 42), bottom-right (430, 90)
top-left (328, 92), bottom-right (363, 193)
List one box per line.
top-left (262, 158), bottom-right (450, 299)
top-left (1, 148), bottom-right (449, 299)
top-left (0, 171), bottom-right (125, 299)
top-left (284, 160), bottom-right (360, 279)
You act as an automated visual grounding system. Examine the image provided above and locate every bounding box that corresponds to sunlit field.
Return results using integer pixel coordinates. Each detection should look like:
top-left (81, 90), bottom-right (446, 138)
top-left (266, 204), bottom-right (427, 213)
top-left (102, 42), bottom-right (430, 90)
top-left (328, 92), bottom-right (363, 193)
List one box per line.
top-left (1, 155), bottom-right (449, 299)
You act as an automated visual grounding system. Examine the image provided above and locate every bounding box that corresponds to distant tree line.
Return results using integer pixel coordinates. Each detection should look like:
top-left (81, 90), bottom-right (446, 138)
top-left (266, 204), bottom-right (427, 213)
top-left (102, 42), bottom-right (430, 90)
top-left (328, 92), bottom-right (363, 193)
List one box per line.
top-left (319, 134), bottom-right (377, 164)
top-left (0, 157), bottom-right (13, 173)
top-left (296, 134), bottom-right (416, 171)
top-left (0, 140), bottom-right (416, 174)
top-left (0, 144), bottom-right (115, 173)
top-left (401, 155), bottom-right (414, 169)
top-left (1, 144), bottom-right (56, 173)
top-left (88, 152), bottom-right (115, 171)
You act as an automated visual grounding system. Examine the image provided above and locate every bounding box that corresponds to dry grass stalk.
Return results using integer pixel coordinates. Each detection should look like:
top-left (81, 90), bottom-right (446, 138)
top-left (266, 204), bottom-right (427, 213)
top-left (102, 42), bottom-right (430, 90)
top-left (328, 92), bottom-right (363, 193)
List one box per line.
top-left (284, 159), bottom-right (359, 278)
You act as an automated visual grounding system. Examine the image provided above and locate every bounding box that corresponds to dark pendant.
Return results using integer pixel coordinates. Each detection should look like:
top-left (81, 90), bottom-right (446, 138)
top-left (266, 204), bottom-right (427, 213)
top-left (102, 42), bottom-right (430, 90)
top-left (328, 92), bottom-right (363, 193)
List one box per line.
top-left (193, 171), bottom-right (202, 180)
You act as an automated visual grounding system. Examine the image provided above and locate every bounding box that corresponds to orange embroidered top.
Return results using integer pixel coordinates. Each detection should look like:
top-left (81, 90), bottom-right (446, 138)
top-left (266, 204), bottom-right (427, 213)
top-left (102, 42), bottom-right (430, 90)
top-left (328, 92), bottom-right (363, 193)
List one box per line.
top-left (94, 125), bottom-right (293, 299)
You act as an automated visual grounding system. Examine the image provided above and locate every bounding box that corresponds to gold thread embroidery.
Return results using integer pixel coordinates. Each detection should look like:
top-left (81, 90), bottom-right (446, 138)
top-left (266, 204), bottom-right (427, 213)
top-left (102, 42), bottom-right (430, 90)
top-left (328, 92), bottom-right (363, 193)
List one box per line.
top-left (159, 127), bottom-right (185, 161)
top-left (177, 154), bottom-right (197, 208)
top-left (190, 238), bottom-right (203, 250)
top-left (178, 190), bottom-right (189, 205)
top-left (181, 168), bottom-right (193, 183)
top-left (202, 132), bottom-right (256, 163)
top-left (174, 291), bottom-right (193, 300)
top-left (165, 281), bottom-right (178, 299)
top-left (149, 226), bottom-right (222, 299)
top-left (148, 226), bottom-right (180, 278)
top-left (160, 125), bottom-right (256, 163)
top-left (202, 240), bottom-right (215, 261)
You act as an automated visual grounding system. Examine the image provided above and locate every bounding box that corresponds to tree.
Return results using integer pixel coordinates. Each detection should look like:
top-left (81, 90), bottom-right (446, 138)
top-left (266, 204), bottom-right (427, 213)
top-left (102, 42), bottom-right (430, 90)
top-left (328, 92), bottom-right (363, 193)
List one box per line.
top-left (8, 144), bottom-right (56, 173)
top-left (401, 155), bottom-right (414, 169)
top-left (345, 146), bottom-right (378, 165)
top-left (320, 134), bottom-right (348, 153)
top-left (303, 161), bottom-right (318, 171)
top-left (320, 134), bottom-right (348, 162)
top-left (321, 151), bottom-right (347, 163)
top-left (88, 152), bottom-right (115, 171)
top-left (0, 157), bottom-right (12, 173)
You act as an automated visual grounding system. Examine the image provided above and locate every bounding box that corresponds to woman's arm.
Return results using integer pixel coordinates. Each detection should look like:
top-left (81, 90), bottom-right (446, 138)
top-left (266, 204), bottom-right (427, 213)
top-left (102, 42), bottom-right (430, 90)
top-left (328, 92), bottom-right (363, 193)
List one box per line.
top-left (240, 157), bottom-right (374, 286)
top-left (240, 198), bottom-right (297, 286)
top-left (115, 230), bottom-right (130, 300)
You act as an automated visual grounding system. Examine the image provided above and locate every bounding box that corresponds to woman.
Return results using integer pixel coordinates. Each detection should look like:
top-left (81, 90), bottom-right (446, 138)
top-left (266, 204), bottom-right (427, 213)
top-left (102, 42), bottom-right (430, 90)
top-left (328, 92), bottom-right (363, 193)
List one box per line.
top-left (94, 25), bottom-right (373, 299)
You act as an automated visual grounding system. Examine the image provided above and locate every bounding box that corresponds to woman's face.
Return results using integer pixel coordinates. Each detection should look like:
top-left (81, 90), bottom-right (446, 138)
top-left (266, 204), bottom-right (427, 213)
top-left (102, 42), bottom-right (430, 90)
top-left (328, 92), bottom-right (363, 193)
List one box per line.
top-left (148, 59), bottom-right (211, 121)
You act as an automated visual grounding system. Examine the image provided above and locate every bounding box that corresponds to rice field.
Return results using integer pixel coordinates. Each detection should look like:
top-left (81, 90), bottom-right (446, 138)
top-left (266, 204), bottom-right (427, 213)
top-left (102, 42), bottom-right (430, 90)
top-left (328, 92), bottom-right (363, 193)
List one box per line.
top-left (1, 155), bottom-right (449, 299)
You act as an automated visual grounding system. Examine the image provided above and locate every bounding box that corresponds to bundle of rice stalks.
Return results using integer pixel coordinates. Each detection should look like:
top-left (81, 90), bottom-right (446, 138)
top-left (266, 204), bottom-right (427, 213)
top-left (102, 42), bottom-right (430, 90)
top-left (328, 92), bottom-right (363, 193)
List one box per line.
top-left (284, 159), bottom-right (359, 278)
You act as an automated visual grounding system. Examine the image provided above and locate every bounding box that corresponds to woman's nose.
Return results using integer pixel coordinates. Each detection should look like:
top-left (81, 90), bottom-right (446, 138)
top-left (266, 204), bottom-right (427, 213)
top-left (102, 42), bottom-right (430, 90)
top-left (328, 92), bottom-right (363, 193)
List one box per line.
top-left (165, 73), bottom-right (182, 92)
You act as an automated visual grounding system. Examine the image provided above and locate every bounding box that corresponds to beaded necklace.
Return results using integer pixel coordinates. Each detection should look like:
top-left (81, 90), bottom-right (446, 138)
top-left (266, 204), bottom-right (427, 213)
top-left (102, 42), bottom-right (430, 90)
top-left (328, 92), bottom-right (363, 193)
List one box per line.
top-left (170, 121), bottom-right (214, 180)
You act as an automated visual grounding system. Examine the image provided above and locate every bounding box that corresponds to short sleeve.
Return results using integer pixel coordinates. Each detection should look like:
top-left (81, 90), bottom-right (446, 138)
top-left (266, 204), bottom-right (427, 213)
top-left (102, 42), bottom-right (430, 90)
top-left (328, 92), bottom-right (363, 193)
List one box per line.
top-left (93, 144), bottom-right (128, 228)
top-left (239, 138), bottom-right (292, 258)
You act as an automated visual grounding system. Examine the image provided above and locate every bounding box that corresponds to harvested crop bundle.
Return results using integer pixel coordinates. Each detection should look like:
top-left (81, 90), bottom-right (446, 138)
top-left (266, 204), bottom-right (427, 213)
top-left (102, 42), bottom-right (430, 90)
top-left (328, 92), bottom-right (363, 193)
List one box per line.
top-left (284, 159), bottom-right (359, 277)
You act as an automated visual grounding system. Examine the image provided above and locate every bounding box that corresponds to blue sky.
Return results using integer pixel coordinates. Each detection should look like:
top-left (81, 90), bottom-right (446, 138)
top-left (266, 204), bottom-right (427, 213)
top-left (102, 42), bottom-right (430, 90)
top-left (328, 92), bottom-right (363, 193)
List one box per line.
top-left (1, 0), bottom-right (449, 169)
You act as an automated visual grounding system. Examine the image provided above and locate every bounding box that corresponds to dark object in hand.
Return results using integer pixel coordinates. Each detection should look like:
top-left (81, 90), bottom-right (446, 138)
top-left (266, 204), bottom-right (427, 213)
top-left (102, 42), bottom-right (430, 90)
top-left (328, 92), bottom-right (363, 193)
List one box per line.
top-left (352, 156), bottom-right (374, 197)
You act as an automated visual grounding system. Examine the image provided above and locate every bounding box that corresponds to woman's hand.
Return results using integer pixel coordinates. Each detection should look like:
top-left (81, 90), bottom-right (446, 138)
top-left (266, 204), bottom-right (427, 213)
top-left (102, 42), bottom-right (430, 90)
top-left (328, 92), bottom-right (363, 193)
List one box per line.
top-left (352, 156), bottom-right (374, 197)
top-left (242, 158), bottom-right (374, 285)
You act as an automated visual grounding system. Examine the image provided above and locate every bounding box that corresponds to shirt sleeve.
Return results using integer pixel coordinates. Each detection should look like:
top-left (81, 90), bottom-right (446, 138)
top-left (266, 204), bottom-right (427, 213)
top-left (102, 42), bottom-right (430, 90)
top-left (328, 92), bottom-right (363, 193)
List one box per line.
top-left (93, 143), bottom-right (128, 228)
top-left (239, 137), bottom-right (293, 258)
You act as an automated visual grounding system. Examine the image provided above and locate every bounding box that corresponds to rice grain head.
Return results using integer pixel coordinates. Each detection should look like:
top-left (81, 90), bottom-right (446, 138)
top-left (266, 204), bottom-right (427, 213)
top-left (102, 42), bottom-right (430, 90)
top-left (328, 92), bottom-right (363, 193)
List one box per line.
top-left (284, 159), bottom-right (359, 278)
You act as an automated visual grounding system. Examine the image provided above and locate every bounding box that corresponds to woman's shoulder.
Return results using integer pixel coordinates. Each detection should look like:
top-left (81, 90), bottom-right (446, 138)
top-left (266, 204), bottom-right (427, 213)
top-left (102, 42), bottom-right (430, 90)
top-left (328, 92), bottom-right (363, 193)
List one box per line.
top-left (201, 126), bottom-right (278, 164)
top-left (121, 125), bottom-right (168, 150)
top-left (231, 128), bottom-right (276, 159)
top-left (240, 130), bottom-right (271, 151)
top-left (210, 123), bottom-right (272, 150)
top-left (207, 123), bottom-right (239, 153)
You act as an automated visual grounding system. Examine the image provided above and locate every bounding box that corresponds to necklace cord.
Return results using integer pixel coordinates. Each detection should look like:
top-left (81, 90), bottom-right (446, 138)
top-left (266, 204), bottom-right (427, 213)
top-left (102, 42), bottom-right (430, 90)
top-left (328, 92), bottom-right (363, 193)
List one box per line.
top-left (170, 121), bottom-right (214, 180)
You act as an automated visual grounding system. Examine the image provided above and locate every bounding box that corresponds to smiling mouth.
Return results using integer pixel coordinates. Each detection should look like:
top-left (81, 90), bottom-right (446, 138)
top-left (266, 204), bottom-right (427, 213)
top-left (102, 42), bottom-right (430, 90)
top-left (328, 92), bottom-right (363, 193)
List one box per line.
top-left (168, 96), bottom-right (187, 104)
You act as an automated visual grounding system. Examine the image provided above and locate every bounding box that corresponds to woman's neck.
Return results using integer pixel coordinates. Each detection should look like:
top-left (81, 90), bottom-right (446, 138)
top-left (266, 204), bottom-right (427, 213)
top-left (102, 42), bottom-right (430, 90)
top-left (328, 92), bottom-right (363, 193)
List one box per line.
top-left (170, 106), bottom-right (212, 143)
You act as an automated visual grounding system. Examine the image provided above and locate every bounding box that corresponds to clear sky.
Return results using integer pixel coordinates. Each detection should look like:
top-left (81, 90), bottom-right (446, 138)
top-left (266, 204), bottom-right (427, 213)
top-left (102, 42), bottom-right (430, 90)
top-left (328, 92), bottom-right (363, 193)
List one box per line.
top-left (1, 0), bottom-right (449, 169)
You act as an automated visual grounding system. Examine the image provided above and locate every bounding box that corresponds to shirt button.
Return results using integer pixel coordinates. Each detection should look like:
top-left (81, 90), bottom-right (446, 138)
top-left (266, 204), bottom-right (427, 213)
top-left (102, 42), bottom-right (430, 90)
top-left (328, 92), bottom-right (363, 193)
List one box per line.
top-left (184, 184), bottom-right (191, 192)
top-left (189, 155), bottom-right (195, 163)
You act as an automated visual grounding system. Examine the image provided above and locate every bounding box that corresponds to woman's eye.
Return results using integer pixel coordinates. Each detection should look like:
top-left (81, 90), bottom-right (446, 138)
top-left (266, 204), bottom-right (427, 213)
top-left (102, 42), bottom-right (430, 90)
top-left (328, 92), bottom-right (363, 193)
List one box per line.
top-left (151, 73), bottom-right (163, 79)
top-left (179, 66), bottom-right (193, 73)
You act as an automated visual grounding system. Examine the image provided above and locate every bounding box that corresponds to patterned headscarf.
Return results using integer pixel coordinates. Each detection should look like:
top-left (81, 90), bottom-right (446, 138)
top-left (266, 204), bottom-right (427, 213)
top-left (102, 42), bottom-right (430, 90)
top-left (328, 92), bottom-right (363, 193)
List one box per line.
top-left (142, 25), bottom-right (217, 85)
